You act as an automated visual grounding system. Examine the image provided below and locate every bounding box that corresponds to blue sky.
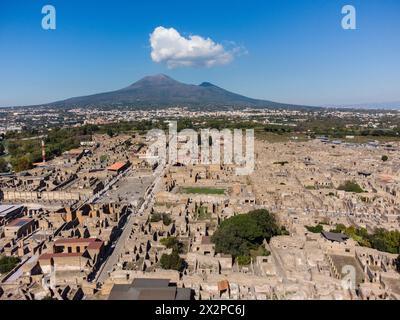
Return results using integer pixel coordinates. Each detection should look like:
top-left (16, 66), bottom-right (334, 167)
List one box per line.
top-left (0, 0), bottom-right (399, 107)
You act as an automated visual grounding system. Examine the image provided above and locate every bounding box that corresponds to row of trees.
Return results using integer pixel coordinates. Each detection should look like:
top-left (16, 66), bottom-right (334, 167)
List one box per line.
top-left (331, 224), bottom-right (400, 254)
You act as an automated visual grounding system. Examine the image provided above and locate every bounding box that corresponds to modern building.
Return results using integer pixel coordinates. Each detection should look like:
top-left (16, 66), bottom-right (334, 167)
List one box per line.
top-left (108, 278), bottom-right (193, 300)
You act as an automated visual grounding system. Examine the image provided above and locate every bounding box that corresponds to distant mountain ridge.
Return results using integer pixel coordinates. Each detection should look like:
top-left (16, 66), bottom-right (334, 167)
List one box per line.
top-left (37, 74), bottom-right (314, 110)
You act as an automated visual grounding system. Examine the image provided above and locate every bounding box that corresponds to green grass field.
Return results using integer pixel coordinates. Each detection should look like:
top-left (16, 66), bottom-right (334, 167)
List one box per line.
top-left (181, 187), bottom-right (225, 195)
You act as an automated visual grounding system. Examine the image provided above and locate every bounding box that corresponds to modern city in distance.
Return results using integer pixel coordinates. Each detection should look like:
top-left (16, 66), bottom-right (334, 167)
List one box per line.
top-left (0, 0), bottom-right (399, 306)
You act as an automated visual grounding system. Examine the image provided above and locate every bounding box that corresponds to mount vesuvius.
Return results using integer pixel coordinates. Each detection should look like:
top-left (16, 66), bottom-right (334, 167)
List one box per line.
top-left (38, 74), bottom-right (312, 110)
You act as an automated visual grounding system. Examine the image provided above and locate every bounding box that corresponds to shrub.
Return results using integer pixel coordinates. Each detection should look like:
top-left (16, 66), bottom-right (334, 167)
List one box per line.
top-left (337, 181), bottom-right (364, 193)
top-left (160, 237), bottom-right (183, 253)
top-left (162, 214), bottom-right (172, 226)
top-left (160, 251), bottom-right (185, 271)
top-left (237, 255), bottom-right (251, 266)
top-left (306, 224), bottom-right (323, 233)
top-left (0, 256), bottom-right (20, 274)
top-left (150, 213), bottom-right (162, 223)
top-left (150, 213), bottom-right (172, 226)
top-left (250, 245), bottom-right (271, 258)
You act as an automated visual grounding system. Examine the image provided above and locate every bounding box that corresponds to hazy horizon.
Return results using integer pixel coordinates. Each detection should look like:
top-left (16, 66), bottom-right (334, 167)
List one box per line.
top-left (1, 73), bottom-right (400, 109)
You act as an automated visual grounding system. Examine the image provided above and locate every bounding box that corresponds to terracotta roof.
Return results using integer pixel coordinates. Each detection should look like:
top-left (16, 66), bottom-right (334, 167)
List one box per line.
top-left (54, 238), bottom-right (103, 250)
top-left (107, 161), bottom-right (128, 171)
top-left (87, 241), bottom-right (103, 250)
top-left (39, 252), bottom-right (83, 260)
top-left (218, 280), bottom-right (230, 292)
top-left (54, 238), bottom-right (98, 245)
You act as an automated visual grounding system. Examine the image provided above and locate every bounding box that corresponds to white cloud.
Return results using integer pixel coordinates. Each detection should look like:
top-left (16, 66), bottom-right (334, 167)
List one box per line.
top-left (149, 26), bottom-right (244, 68)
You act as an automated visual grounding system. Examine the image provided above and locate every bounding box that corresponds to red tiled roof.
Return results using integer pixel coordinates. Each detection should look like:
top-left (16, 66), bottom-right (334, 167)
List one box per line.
top-left (54, 238), bottom-right (99, 245)
top-left (39, 252), bottom-right (83, 260)
top-left (87, 241), bottom-right (103, 250)
top-left (107, 161), bottom-right (128, 171)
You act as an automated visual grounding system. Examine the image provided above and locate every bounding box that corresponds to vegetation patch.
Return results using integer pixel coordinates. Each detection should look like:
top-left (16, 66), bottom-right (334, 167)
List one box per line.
top-left (331, 224), bottom-right (400, 254)
top-left (337, 181), bottom-right (364, 193)
top-left (305, 224), bottom-right (324, 233)
top-left (196, 206), bottom-right (211, 220)
top-left (211, 209), bottom-right (280, 258)
top-left (160, 251), bottom-right (185, 271)
top-left (237, 255), bottom-right (252, 266)
top-left (150, 213), bottom-right (172, 226)
top-left (250, 245), bottom-right (271, 258)
top-left (181, 187), bottom-right (225, 195)
top-left (0, 256), bottom-right (20, 274)
top-left (160, 237), bottom-right (184, 253)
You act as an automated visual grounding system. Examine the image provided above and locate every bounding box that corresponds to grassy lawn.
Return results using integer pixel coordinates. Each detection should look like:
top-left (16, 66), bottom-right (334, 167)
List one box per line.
top-left (337, 181), bottom-right (365, 193)
top-left (181, 187), bottom-right (225, 195)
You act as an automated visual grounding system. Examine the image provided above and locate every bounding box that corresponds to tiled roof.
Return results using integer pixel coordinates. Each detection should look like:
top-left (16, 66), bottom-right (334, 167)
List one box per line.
top-left (107, 162), bottom-right (128, 171)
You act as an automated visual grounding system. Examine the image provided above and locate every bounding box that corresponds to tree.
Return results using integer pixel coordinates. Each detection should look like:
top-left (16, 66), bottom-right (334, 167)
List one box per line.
top-left (0, 158), bottom-right (9, 173)
top-left (162, 214), bottom-right (172, 226)
top-left (11, 156), bottom-right (32, 172)
top-left (382, 155), bottom-right (388, 162)
top-left (160, 237), bottom-right (183, 253)
top-left (106, 128), bottom-right (115, 137)
top-left (306, 224), bottom-right (323, 233)
top-left (367, 228), bottom-right (400, 254)
top-left (237, 255), bottom-right (251, 266)
top-left (150, 213), bottom-right (172, 226)
top-left (211, 209), bottom-right (279, 257)
top-left (0, 256), bottom-right (20, 274)
top-left (330, 224), bottom-right (400, 254)
top-left (160, 250), bottom-right (185, 271)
